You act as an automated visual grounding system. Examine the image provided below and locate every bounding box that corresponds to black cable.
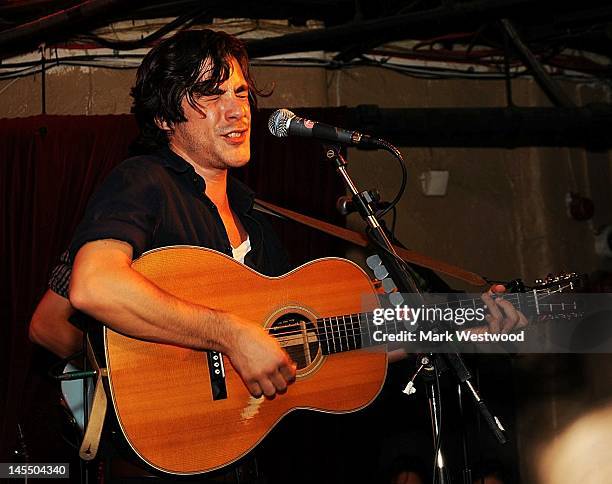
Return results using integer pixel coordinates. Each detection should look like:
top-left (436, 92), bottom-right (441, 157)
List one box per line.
top-left (0, 50), bottom-right (603, 81)
top-left (358, 140), bottom-right (425, 296)
top-left (500, 21), bottom-right (514, 107)
top-left (47, 351), bottom-right (84, 380)
top-left (57, 62), bottom-right (139, 70)
top-left (373, 60), bottom-right (599, 81)
top-left (390, 205), bottom-right (397, 240)
top-left (0, 38), bottom-right (605, 78)
top-left (0, 53), bottom-right (144, 68)
top-left (81, 5), bottom-right (205, 51)
top-left (371, 138), bottom-right (407, 219)
top-left (0, 64), bottom-right (39, 78)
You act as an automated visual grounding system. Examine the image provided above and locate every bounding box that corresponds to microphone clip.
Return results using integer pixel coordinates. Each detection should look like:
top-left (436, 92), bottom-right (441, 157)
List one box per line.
top-left (324, 145), bottom-right (391, 217)
top-left (336, 190), bottom-right (391, 216)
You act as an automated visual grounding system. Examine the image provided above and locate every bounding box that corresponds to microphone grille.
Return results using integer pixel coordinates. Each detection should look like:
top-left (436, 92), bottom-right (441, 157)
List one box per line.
top-left (268, 109), bottom-right (295, 138)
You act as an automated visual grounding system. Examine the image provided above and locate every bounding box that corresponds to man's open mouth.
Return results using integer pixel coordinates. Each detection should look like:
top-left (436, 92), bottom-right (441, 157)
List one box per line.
top-left (225, 131), bottom-right (245, 138)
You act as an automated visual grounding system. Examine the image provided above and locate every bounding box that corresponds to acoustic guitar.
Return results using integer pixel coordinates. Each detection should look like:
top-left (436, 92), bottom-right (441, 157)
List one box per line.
top-left (101, 246), bottom-right (580, 476)
top-left (104, 246), bottom-right (386, 476)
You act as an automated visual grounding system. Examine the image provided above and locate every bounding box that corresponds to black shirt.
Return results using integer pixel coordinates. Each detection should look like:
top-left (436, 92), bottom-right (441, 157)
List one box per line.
top-left (69, 147), bottom-right (289, 276)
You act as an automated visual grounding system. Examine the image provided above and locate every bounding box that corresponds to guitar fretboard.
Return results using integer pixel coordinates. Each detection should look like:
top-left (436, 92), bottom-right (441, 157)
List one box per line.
top-left (312, 287), bottom-right (577, 356)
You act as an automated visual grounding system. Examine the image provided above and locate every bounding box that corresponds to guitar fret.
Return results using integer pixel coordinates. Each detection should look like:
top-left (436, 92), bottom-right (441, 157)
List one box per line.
top-left (348, 315), bottom-right (353, 350)
top-left (345, 315), bottom-right (351, 351)
top-left (533, 289), bottom-right (540, 315)
top-left (357, 314), bottom-right (364, 348)
top-left (328, 318), bottom-right (333, 354)
top-left (347, 316), bottom-right (351, 349)
top-left (321, 318), bottom-right (331, 355)
top-left (339, 316), bottom-right (345, 352)
top-left (345, 315), bottom-right (351, 350)
top-left (351, 314), bottom-right (358, 350)
top-left (347, 315), bottom-right (352, 350)
top-left (341, 316), bottom-right (346, 350)
top-left (331, 317), bottom-right (337, 354)
top-left (364, 313), bottom-right (372, 348)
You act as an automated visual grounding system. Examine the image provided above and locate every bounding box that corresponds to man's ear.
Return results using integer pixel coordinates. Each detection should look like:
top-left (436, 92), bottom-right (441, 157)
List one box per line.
top-left (154, 117), bottom-right (172, 132)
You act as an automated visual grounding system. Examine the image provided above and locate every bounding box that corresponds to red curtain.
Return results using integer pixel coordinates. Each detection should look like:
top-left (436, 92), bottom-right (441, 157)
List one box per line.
top-left (0, 109), bottom-right (347, 458)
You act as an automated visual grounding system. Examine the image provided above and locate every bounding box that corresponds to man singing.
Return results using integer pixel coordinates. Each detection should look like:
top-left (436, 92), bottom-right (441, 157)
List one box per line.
top-left (69, 30), bottom-right (297, 399)
top-left (30, 28), bottom-right (526, 482)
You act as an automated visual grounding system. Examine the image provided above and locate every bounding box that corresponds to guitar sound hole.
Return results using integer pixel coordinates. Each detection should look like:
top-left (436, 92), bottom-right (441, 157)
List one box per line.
top-left (269, 313), bottom-right (320, 370)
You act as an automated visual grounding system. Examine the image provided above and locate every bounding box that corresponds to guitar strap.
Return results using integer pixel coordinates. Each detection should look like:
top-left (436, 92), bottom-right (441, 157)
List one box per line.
top-left (254, 198), bottom-right (487, 287)
top-left (79, 334), bottom-right (108, 461)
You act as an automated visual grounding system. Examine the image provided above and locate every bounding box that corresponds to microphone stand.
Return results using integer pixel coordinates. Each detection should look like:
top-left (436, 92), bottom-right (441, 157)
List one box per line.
top-left (323, 144), bottom-right (507, 482)
top-left (323, 145), bottom-right (422, 296)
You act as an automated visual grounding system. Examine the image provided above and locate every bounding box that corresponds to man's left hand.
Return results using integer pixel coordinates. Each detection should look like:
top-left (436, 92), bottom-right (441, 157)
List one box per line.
top-left (481, 284), bottom-right (529, 333)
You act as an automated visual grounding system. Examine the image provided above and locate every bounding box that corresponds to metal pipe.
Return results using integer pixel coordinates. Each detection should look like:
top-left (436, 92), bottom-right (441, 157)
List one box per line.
top-left (0, 0), bottom-right (143, 57)
top-left (500, 18), bottom-right (575, 108)
top-left (247, 0), bottom-right (539, 58)
top-left (340, 105), bottom-right (612, 149)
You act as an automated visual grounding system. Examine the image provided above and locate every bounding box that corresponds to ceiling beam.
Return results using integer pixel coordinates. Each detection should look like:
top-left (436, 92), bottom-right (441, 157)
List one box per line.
top-left (246, 0), bottom-right (554, 58)
top-left (0, 0), bottom-right (146, 58)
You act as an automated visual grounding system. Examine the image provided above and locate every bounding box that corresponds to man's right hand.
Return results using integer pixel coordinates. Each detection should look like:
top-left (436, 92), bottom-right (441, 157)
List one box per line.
top-left (225, 315), bottom-right (296, 398)
top-left (71, 240), bottom-right (296, 398)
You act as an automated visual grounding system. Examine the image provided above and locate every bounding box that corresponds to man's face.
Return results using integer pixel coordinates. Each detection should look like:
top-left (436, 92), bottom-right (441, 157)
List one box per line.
top-left (168, 57), bottom-right (251, 171)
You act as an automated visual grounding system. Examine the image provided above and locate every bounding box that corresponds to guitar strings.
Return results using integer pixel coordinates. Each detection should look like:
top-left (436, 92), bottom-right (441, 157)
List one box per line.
top-left (265, 292), bottom-right (524, 335)
top-left (255, 289), bottom-right (571, 343)
top-left (260, 293), bottom-right (528, 339)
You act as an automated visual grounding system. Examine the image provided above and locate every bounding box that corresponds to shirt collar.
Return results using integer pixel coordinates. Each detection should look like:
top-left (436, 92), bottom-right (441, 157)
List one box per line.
top-left (157, 146), bottom-right (192, 173)
top-left (156, 146), bottom-right (255, 214)
top-left (227, 175), bottom-right (255, 214)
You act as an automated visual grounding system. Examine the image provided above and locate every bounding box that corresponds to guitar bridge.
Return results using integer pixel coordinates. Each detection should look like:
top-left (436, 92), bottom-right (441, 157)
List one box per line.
top-left (206, 350), bottom-right (227, 400)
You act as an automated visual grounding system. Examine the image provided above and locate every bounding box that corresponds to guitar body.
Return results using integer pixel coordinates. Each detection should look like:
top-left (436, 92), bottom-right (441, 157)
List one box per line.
top-left (104, 246), bottom-right (386, 475)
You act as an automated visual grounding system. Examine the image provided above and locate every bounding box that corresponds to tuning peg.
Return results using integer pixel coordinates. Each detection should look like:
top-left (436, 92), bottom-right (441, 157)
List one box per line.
top-left (389, 292), bottom-right (405, 307)
top-left (366, 254), bottom-right (382, 270)
top-left (374, 264), bottom-right (389, 280)
top-left (382, 278), bottom-right (397, 293)
top-left (366, 254), bottom-right (390, 279)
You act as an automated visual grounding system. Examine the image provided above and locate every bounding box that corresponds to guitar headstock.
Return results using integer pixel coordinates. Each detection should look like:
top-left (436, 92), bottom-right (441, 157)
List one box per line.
top-left (533, 273), bottom-right (583, 293)
top-left (529, 273), bottom-right (585, 320)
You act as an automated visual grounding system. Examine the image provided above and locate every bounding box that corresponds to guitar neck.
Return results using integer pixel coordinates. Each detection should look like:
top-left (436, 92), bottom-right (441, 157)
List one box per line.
top-left (314, 295), bottom-right (487, 354)
top-left (313, 286), bottom-right (577, 355)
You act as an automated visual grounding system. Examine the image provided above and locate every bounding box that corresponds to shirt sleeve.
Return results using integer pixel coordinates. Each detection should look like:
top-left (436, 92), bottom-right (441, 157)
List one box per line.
top-left (69, 159), bottom-right (161, 261)
top-left (48, 250), bottom-right (71, 298)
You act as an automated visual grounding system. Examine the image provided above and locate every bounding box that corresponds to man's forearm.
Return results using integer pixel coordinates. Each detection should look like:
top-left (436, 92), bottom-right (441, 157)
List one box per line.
top-left (69, 240), bottom-right (242, 353)
top-left (29, 290), bottom-right (83, 359)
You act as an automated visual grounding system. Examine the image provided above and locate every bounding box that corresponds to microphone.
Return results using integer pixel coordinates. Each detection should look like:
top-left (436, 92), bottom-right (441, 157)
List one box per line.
top-left (268, 108), bottom-right (381, 147)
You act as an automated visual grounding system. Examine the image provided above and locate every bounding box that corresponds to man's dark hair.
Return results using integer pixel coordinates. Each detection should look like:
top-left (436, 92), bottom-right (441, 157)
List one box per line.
top-left (131, 29), bottom-right (262, 153)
